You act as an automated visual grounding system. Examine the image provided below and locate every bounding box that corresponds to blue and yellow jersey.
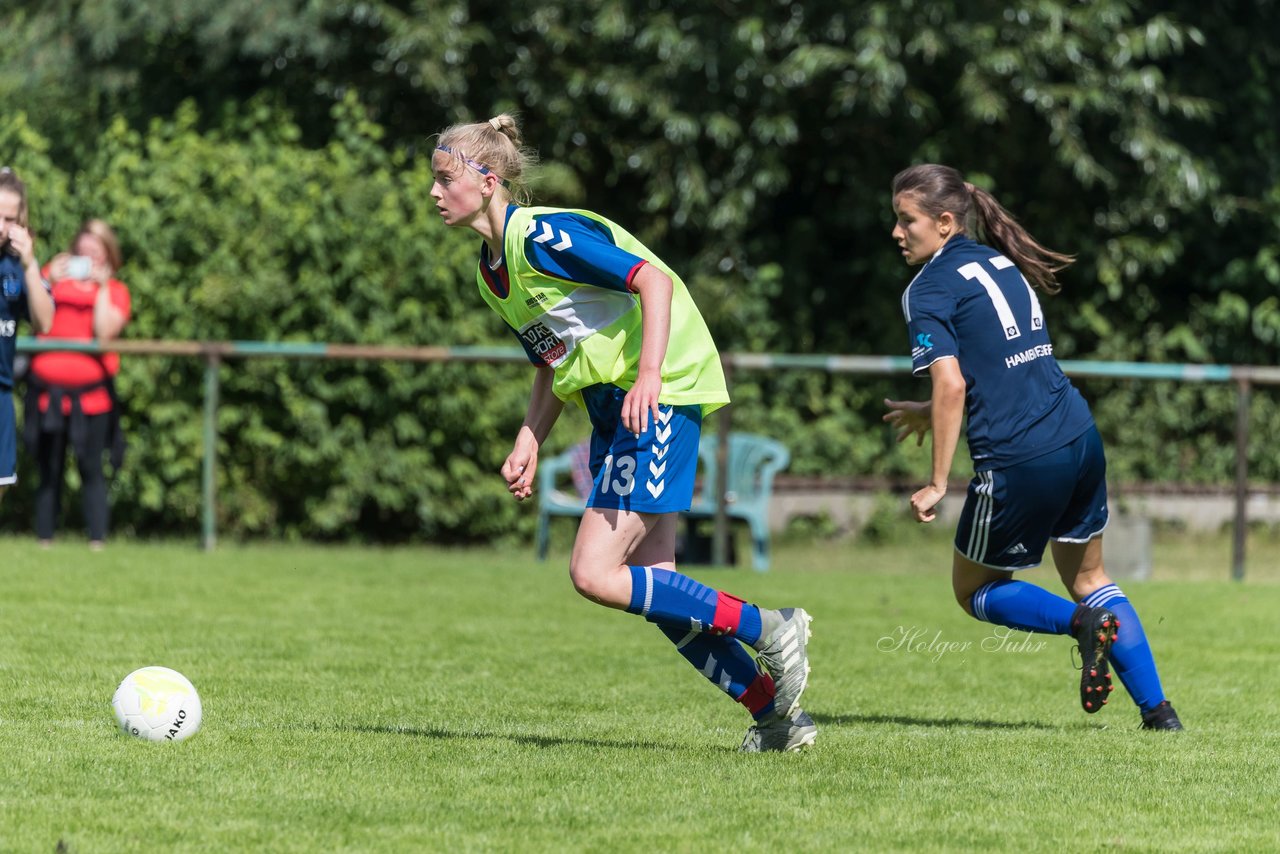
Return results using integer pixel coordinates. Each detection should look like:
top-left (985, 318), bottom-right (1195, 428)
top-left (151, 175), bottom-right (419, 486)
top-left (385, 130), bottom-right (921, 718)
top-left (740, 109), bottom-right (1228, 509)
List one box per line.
top-left (475, 205), bottom-right (729, 416)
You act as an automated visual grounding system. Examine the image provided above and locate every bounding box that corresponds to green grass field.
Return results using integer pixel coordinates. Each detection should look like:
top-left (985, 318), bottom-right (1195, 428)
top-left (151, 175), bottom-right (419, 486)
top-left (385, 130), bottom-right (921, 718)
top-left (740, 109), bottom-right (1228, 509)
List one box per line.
top-left (2, 530), bottom-right (1279, 852)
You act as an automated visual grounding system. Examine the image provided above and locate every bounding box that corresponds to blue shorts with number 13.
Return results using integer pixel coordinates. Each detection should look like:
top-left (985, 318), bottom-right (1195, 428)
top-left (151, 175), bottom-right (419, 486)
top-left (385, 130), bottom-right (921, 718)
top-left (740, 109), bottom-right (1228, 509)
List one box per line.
top-left (580, 383), bottom-right (701, 515)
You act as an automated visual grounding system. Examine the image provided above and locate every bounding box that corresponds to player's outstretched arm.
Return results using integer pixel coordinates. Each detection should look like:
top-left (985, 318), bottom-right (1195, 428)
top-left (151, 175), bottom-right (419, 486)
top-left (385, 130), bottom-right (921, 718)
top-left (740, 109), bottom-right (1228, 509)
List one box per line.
top-left (503, 366), bottom-right (564, 501)
top-left (912, 358), bottom-right (965, 523)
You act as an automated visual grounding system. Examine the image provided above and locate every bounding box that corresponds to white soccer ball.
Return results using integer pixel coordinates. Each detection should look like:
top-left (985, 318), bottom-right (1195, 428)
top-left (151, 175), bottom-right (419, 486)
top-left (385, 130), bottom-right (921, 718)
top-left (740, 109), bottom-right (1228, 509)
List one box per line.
top-left (111, 666), bottom-right (203, 742)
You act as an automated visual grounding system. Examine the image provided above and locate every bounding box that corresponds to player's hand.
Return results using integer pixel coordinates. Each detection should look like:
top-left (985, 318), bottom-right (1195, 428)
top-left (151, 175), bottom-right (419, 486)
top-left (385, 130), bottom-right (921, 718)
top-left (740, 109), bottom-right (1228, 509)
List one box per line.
top-left (48, 253), bottom-right (71, 281)
top-left (7, 225), bottom-right (35, 265)
top-left (622, 371), bottom-right (662, 436)
top-left (883, 398), bottom-right (932, 446)
top-left (910, 483), bottom-right (946, 523)
top-left (501, 449), bottom-right (537, 502)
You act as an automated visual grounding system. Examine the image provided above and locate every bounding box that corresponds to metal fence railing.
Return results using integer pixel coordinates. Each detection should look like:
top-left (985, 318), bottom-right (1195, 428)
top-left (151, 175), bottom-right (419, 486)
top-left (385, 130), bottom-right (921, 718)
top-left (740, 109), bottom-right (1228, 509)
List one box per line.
top-left (17, 337), bottom-right (1279, 580)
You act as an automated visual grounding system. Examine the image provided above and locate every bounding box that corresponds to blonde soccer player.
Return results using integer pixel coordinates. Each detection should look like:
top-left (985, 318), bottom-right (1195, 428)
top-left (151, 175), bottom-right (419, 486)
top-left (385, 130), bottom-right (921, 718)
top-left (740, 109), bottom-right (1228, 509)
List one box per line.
top-left (430, 115), bottom-right (815, 751)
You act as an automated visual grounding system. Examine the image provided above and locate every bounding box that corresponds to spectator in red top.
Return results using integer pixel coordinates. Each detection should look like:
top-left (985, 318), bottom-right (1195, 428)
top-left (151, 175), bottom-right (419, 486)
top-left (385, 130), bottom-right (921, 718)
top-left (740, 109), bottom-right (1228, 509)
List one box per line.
top-left (27, 219), bottom-right (130, 550)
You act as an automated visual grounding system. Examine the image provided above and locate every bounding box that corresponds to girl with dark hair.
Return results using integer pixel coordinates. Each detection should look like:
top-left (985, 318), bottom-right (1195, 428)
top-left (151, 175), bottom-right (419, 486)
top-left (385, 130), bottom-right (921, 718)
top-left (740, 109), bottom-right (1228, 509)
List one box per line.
top-left (883, 163), bottom-right (1182, 731)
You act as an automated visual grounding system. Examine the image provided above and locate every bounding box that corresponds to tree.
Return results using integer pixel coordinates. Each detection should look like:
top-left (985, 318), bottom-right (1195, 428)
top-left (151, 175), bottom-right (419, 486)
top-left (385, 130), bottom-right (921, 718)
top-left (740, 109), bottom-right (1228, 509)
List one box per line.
top-left (4, 1), bottom-right (1278, 540)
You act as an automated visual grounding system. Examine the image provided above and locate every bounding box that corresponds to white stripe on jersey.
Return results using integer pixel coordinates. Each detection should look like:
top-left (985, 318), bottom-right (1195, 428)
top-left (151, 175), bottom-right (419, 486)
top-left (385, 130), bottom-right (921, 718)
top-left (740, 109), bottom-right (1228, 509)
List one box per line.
top-left (958, 261), bottom-right (1020, 341)
top-left (899, 250), bottom-right (942, 322)
top-left (989, 254), bottom-right (1044, 332)
top-left (1023, 275), bottom-right (1045, 332)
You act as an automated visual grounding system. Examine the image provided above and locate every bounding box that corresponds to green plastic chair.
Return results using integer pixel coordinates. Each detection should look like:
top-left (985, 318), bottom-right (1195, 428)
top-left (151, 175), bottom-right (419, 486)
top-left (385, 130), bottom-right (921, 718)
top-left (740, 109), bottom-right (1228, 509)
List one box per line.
top-left (688, 433), bottom-right (791, 571)
top-left (535, 441), bottom-right (593, 561)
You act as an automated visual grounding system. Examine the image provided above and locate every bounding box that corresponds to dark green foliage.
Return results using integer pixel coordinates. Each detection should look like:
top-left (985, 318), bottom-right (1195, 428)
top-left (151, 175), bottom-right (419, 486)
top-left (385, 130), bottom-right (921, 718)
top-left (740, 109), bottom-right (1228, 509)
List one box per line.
top-left (1, 1), bottom-right (1277, 540)
top-left (2, 98), bottom-right (538, 540)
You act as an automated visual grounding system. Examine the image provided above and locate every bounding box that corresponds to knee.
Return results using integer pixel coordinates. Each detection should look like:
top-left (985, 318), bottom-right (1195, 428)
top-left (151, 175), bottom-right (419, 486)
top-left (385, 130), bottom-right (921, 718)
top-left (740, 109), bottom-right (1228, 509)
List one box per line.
top-left (567, 559), bottom-right (607, 603)
top-left (569, 558), bottom-right (637, 610)
top-left (1068, 569), bottom-right (1114, 602)
top-left (954, 588), bottom-right (977, 618)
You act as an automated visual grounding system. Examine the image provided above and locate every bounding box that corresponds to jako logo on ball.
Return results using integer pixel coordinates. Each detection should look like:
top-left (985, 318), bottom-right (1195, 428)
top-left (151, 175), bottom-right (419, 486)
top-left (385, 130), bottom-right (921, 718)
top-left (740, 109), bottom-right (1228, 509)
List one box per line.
top-left (111, 666), bottom-right (203, 742)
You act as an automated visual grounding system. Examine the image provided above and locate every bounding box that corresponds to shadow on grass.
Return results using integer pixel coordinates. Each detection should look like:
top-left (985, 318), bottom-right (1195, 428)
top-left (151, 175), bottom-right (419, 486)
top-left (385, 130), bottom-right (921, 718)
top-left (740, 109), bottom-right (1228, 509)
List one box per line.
top-left (329, 722), bottom-right (678, 751)
top-left (326, 714), bottom-right (1064, 751)
top-left (811, 712), bottom-right (1059, 731)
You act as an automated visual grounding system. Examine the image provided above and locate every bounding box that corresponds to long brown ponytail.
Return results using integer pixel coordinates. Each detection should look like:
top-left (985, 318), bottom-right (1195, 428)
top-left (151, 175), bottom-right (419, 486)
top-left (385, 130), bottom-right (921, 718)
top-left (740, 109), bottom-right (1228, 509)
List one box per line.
top-left (892, 164), bottom-right (1074, 294)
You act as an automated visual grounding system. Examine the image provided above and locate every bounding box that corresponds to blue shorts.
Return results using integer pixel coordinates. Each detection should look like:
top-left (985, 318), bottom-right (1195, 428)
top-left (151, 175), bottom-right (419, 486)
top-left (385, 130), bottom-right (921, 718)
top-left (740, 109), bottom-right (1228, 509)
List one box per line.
top-left (580, 384), bottom-right (702, 514)
top-left (954, 425), bottom-right (1109, 570)
top-left (0, 390), bottom-right (16, 485)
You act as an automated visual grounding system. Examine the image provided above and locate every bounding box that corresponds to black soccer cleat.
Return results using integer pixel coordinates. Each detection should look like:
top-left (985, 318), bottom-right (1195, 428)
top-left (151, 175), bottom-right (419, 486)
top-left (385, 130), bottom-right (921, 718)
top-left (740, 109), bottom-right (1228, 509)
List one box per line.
top-left (1140, 700), bottom-right (1184, 731)
top-left (1071, 604), bottom-right (1119, 714)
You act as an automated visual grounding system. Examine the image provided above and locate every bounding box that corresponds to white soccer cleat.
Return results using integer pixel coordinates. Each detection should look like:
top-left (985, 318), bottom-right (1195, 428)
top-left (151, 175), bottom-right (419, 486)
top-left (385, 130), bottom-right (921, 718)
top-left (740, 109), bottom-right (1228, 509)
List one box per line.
top-left (754, 607), bottom-right (812, 720)
top-left (740, 708), bottom-right (818, 753)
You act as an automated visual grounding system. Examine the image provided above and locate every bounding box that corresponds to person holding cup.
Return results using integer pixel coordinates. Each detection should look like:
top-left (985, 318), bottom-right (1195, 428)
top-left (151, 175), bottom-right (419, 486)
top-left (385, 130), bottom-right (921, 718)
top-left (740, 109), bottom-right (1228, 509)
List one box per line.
top-left (27, 219), bottom-right (131, 550)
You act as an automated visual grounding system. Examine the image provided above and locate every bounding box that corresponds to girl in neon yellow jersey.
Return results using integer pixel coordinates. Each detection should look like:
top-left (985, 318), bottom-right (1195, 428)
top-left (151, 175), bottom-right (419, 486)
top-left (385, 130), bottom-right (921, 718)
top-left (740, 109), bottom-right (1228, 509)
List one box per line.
top-left (430, 115), bottom-right (815, 752)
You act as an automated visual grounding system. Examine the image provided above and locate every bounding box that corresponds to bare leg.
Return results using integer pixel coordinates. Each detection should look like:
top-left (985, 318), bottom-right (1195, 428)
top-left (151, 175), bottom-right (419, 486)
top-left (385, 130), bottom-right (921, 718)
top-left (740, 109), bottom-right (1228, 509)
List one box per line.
top-left (568, 507), bottom-right (674, 608)
top-left (952, 550), bottom-right (1013, 616)
top-left (1054, 535), bottom-right (1175, 722)
top-left (1051, 536), bottom-right (1112, 602)
top-left (568, 507), bottom-right (787, 716)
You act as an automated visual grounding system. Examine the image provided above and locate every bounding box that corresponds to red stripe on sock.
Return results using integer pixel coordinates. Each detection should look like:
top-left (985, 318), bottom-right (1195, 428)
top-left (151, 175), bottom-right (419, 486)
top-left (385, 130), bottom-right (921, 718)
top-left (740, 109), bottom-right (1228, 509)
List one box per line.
top-left (710, 591), bottom-right (746, 636)
top-left (736, 672), bottom-right (776, 716)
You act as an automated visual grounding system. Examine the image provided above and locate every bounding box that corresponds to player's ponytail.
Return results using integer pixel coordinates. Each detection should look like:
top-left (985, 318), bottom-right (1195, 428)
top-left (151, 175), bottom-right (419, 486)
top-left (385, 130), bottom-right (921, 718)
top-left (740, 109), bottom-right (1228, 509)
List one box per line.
top-left (435, 114), bottom-right (538, 205)
top-left (486, 114), bottom-right (523, 149)
top-left (966, 183), bottom-right (1074, 295)
top-left (892, 164), bottom-right (1074, 294)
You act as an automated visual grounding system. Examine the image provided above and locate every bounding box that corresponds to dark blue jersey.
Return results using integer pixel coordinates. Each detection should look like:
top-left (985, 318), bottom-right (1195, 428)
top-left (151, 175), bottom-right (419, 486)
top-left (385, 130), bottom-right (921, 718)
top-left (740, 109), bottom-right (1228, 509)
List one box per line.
top-left (0, 251), bottom-right (31, 391)
top-left (901, 235), bottom-right (1094, 470)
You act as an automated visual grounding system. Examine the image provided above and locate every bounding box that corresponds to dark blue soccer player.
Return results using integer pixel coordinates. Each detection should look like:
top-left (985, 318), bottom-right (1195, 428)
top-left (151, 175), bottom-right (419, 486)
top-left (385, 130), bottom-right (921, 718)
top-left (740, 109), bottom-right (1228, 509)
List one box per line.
top-left (0, 167), bottom-right (55, 507)
top-left (883, 163), bottom-right (1182, 731)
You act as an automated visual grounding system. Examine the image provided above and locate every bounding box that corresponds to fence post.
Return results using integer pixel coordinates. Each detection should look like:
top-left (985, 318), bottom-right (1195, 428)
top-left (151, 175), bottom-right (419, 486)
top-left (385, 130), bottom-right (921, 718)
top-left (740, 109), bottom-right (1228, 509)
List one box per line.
top-left (1232, 376), bottom-right (1251, 581)
top-left (202, 350), bottom-right (221, 552)
top-left (712, 358), bottom-right (733, 566)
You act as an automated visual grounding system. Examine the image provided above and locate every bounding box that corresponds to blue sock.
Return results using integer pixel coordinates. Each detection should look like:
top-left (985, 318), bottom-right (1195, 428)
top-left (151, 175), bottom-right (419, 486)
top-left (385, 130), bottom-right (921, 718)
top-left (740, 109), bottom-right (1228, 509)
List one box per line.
top-left (657, 626), bottom-right (776, 721)
top-left (1082, 584), bottom-right (1166, 712)
top-left (626, 565), bottom-right (763, 644)
top-left (970, 579), bottom-right (1075, 635)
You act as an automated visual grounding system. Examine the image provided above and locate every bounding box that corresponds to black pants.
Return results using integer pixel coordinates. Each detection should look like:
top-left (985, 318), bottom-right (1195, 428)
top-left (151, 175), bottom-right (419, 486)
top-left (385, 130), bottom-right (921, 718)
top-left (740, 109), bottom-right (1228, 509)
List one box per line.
top-left (34, 411), bottom-right (111, 542)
